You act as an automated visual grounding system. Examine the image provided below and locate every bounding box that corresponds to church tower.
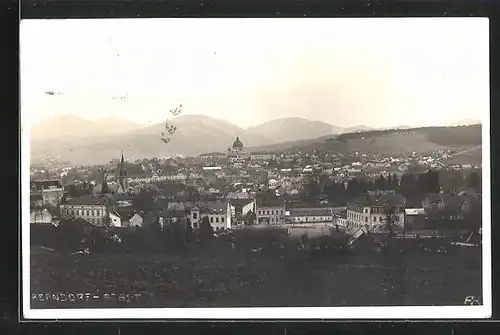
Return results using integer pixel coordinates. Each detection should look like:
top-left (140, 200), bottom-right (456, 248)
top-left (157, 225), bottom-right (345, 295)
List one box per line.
top-left (117, 151), bottom-right (128, 194)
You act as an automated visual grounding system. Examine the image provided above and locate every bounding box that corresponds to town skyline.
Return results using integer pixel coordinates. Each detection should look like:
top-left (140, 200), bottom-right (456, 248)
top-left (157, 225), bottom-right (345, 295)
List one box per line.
top-left (21, 18), bottom-right (488, 129)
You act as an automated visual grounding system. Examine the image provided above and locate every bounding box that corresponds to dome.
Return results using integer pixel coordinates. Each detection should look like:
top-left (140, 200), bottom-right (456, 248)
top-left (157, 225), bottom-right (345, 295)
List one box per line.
top-left (232, 137), bottom-right (243, 149)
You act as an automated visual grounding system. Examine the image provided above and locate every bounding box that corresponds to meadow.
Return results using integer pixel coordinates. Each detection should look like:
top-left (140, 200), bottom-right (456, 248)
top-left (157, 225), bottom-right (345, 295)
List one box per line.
top-left (30, 228), bottom-right (482, 309)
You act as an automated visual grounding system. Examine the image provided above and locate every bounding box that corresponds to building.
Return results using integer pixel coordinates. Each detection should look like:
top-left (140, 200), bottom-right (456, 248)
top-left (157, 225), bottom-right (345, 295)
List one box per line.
top-left (404, 208), bottom-right (426, 234)
top-left (198, 201), bottom-right (232, 231)
top-left (255, 192), bottom-right (286, 225)
top-left (116, 151), bottom-right (129, 194)
top-left (230, 198), bottom-right (256, 225)
top-left (30, 180), bottom-right (64, 207)
top-left (60, 196), bottom-right (110, 226)
top-left (232, 137), bottom-right (243, 153)
top-left (250, 152), bottom-right (277, 161)
top-left (30, 207), bottom-right (54, 224)
top-left (287, 207), bottom-right (334, 224)
top-left (346, 192), bottom-right (406, 232)
top-left (109, 207), bottom-right (136, 228)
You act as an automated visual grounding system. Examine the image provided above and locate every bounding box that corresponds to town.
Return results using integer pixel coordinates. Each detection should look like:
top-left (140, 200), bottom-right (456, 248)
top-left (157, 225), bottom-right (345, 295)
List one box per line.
top-left (29, 133), bottom-right (483, 308)
top-left (30, 135), bottom-right (482, 234)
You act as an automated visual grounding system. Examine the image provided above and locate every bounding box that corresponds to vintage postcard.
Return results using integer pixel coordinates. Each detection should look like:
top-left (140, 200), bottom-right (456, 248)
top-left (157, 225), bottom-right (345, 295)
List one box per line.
top-left (21, 18), bottom-right (491, 319)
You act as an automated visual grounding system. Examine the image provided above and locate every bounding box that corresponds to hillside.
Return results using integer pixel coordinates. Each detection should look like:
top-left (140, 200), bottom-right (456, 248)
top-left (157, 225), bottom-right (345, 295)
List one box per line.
top-left (29, 113), bottom-right (483, 165)
top-left (249, 125), bottom-right (482, 160)
top-left (246, 117), bottom-right (342, 143)
top-left (30, 115), bottom-right (273, 164)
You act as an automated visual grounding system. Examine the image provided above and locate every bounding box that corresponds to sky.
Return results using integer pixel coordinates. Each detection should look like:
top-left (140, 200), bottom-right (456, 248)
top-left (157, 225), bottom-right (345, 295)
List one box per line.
top-left (20, 18), bottom-right (489, 129)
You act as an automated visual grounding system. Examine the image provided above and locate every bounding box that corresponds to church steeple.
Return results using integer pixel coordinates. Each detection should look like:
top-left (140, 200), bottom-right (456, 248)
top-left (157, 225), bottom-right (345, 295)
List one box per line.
top-left (119, 151), bottom-right (126, 177)
top-left (117, 151), bottom-right (128, 194)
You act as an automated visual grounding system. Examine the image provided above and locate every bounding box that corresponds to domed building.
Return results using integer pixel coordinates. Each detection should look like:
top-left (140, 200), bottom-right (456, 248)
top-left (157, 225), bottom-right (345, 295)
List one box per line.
top-left (232, 137), bottom-right (243, 152)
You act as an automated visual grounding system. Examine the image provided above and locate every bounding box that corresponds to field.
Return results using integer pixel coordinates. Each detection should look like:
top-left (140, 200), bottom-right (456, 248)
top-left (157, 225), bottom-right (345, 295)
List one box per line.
top-left (30, 230), bottom-right (482, 309)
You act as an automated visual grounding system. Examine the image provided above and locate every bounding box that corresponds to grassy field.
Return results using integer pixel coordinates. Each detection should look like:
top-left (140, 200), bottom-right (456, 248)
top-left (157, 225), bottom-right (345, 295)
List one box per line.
top-left (30, 232), bottom-right (482, 309)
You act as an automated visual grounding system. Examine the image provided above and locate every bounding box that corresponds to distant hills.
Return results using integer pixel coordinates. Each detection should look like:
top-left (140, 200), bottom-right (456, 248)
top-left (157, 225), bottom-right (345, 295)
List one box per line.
top-left (28, 114), bottom-right (482, 165)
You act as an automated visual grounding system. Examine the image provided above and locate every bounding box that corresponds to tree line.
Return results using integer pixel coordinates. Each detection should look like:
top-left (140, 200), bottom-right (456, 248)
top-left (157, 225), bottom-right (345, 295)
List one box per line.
top-left (305, 170), bottom-right (481, 205)
top-left (31, 216), bottom-right (219, 255)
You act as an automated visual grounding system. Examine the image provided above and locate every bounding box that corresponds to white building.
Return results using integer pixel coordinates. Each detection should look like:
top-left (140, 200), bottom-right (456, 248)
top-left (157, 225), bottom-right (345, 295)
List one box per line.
top-left (60, 196), bottom-right (109, 226)
top-left (287, 207), bottom-right (334, 224)
top-left (30, 208), bottom-right (54, 224)
top-left (198, 201), bottom-right (232, 231)
top-left (346, 192), bottom-right (406, 232)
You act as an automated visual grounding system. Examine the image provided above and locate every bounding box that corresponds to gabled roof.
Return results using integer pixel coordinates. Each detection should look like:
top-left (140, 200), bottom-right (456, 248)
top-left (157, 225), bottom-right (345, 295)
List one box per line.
top-left (289, 208), bottom-right (332, 217)
top-left (199, 200), bottom-right (228, 214)
top-left (256, 191), bottom-right (285, 208)
top-left (230, 198), bottom-right (254, 207)
top-left (63, 196), bottom-right (107, 206)
top-left (350, 193), bottom-right (406, 207)
top-left (116, 207), bottom-right (136, 221)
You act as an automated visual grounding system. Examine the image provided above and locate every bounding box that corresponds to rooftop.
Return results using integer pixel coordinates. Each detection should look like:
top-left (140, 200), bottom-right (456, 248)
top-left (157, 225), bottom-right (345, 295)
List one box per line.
top-left (30, 180), bottom-right (63, 192)
top-left (350, 193), bottom-right (407, 208)
top-left (63, 196), bottom-right (107, 206)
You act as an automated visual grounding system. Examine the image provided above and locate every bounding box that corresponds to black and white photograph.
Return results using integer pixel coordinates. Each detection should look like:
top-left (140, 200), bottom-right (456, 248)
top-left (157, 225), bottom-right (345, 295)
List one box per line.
top-left (21, 18), bottom-right (491, 319)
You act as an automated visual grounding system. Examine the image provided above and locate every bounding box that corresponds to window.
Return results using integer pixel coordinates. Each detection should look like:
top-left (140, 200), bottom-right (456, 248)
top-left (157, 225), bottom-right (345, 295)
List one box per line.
top-left (271, 210), bottom-right (274, 215)
top-left (281, 210), bottom-right (284, 215)
top-left (216, 217), bottom-right (219, 223)
top-left (221, 217), bottom-right (224, 223)
top-left (193, 222), bottom-right (198, 228)
top-left (374, 216), bottom-right (377, 222)
top-left (193, 213), bottom-right (198, 219)
top-left (96, 210), bottom-right (100, 216)
top-left (210, 217), bottom-right (214, 223)
top-left (365, 217), bottom-right (368, 222)
top-left (258, 211), bottom-right (261, 215)
top-left (267, 211), bottom-right (270, 215)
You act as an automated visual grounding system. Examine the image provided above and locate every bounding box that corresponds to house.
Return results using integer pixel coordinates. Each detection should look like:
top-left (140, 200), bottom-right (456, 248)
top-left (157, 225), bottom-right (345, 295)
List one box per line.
top-left (404, 208), bottom-right (426, 232)
top-left (198, 201), bottom-right (232, 231)
top-left (229, 198), bottom-right (256, 225)
top-left (287, 207), bottom-right (334, 224)
top-left (60, 196), bottom-right (110, 226)
top-left (255, 191), bottom-right (286, 225)
top-left (346, 192), bottom-right (406, 232)
top-left (30, 180), bottom-right (64, 207)
top-left (158, 209), bottom-right (188, 229)
top-left (250, 152), bottom-right (277, 161)
top-left (30, 207), bottom-right (54, 224)
top-left (109, 207), bottom-right (136, 228)
top-left (129, 213), bottom-right (144, 228)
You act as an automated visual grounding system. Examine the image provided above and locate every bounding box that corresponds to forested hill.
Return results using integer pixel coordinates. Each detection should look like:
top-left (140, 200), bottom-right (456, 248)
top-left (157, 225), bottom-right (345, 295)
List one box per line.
top-left (249, 124), bottom-right (482, 156)
top-left (333, 124), bottom-right (481, 146)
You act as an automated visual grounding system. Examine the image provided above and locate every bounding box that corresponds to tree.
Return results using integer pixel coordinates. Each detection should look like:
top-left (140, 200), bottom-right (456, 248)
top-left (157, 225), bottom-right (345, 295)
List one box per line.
top-left (466, 172), bottom-right (481, 192)
top-left (346, 179), bottom-right (360, 199)
top-left (417, 170), bottom-right (440, 195)
top-left (132, 190), bottom-right (155, 212)
top-left (399, 173), bottom-right (417, 199)
top-left (66, 184), bottom-right (82, 197)
top-left (185, 219), bottom-right (193, 244)
top-left (199, 216), bottom-right (213, 242)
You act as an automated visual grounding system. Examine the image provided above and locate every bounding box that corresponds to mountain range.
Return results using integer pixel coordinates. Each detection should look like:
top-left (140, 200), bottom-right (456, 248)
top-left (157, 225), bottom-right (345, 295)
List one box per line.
top-left (28, 115), bottom-right (482, 165)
